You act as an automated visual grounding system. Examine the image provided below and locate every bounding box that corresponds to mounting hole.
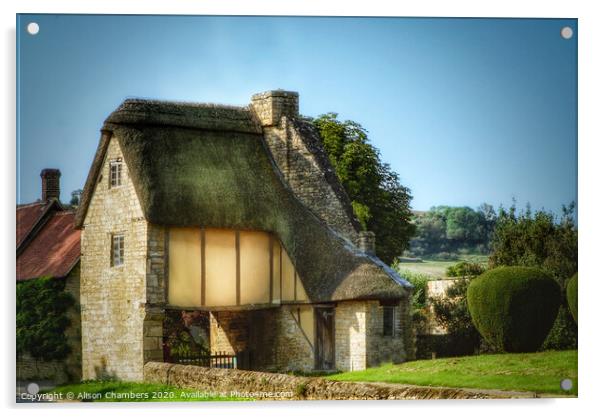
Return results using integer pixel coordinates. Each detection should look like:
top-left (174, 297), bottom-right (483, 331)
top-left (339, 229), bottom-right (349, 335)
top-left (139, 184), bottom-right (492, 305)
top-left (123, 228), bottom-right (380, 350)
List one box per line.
top-left (560, 378), bottom-right (573, 391)
top-left (26, 382), bottom-right (40, 395)
top-left (26, 22), bottom-right (40, 35)
top-left (561, 26), bottom-right (573, 40)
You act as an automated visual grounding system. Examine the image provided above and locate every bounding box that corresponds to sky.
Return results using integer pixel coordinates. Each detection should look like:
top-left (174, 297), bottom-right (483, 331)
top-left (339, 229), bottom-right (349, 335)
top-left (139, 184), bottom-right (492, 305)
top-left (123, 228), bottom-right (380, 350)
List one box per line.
top-left (16, 15), bottom-right (577, 216)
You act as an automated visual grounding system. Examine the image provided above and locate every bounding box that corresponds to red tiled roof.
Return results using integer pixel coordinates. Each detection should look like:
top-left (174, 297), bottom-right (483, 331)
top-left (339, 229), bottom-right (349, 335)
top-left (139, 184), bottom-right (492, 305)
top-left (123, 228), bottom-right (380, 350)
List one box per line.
top-left (16, 211), bottom-right (81, 281)
top-left (16, 202), bottom-right (48, 246)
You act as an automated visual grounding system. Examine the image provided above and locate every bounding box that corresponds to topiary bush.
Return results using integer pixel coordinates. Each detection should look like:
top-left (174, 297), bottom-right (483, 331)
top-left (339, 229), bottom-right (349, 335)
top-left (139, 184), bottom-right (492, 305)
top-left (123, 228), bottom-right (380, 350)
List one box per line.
top-left (566, 273), bottom-right (578, 324)
top-left (467, 266), bottom-right (561, 352)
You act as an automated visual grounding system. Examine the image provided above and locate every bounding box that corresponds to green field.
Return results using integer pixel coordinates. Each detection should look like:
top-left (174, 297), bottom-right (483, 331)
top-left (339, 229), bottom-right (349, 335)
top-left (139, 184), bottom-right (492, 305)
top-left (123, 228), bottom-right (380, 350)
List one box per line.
top-left (397, 255), bottom-right (489, 279)
top-left (328, 350), bottom-right (577, 396)
top-left (42, 381), bottom-right (246, 402)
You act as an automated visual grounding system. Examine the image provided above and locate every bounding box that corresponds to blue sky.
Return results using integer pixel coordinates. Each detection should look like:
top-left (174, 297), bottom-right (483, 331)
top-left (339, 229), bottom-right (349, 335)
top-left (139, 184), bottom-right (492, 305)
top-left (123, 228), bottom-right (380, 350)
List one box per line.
top-left (17, 15), bottom-right (577, 215)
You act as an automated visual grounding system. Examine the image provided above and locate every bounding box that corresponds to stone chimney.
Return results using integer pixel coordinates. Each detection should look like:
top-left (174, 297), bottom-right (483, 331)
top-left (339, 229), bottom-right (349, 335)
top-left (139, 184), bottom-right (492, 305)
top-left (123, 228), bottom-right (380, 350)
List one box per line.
top-left (40, 168), bottom-right (61, 202)
top-left (250, 90), bottom-right (299, 127)
top-left (358, 231), bottom-right (376, 255)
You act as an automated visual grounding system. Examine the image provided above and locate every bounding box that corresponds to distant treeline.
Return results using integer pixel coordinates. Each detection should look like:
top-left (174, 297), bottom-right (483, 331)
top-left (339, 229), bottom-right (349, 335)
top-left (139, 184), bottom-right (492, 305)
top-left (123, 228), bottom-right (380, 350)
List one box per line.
top-left (406, 204), bottom-right (498, 259)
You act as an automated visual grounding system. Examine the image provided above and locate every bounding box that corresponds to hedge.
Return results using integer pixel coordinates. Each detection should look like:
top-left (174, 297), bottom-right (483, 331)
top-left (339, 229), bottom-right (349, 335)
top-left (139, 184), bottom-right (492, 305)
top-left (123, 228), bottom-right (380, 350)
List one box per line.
top-left (566, 273), bottom-right (578, 324)
top-left (467, 266), bottom-right (560, 352)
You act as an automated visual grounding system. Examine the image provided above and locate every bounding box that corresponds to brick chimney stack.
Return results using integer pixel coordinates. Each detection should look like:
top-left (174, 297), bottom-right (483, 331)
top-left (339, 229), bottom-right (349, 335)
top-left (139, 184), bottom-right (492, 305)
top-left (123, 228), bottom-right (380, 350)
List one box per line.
top-left (359, 231), bottom-right (376, 255)
top-left (40, 168), bottom-right (61, 202)
top-left (250, 90), bottom-right (299, 127)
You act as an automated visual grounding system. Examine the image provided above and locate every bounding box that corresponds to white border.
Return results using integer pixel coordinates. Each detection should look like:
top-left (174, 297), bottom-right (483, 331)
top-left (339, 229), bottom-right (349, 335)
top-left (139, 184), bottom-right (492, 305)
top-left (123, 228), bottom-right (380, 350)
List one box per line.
top-left (3, 1), bottom-right (601, 416)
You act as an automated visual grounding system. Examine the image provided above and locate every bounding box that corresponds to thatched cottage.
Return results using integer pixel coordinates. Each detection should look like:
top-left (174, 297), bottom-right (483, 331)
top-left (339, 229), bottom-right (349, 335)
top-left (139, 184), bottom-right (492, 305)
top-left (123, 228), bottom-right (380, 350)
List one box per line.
top-left (76, 90), bottom-right (413, 380)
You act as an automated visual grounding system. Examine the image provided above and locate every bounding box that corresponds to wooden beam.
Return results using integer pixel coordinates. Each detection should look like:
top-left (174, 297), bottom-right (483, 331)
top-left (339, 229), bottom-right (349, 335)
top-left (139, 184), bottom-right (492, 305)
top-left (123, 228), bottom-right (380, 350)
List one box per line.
top-left (294, 270), bottom-right (297, 301)
top-left (235, 230), bottom-right (241, 306)
top-left (279, 244), bottom-right (283, 303)
top-left (165, 303), bottom-right (279, 312)
top-left (164, 227), bottom-right (170, 304)
top-left (201, 228), bottom-right (206, 306)
top-left (269, 235), bottom-right (274, 304)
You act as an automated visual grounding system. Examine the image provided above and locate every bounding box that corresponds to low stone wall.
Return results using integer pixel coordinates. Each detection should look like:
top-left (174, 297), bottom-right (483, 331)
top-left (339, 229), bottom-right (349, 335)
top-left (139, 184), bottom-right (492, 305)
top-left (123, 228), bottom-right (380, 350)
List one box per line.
top-left (144, 362), bottom-right (528, 400)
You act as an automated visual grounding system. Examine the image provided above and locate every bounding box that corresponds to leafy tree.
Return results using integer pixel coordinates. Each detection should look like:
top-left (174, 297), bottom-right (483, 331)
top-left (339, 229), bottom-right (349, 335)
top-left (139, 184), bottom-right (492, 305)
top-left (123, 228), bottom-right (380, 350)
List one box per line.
top-left (70, 189), bottom-right (83, 207)
top-left (311, 113), bottom-right (415, 263)
top-left (163, 310), bottom-right (209, 357)
top-left (566, 273), bottom-right (578, 324)
top-left (409, 205), bottom-right (496, 257)
top-left (489, 202), bottom-right (578, 350)
top-left (398, 270), bottom-right (430, 334)
top-left (431, 277), bottom-right (482, 355)
top-left (446, 261), bottom-right (485, 277)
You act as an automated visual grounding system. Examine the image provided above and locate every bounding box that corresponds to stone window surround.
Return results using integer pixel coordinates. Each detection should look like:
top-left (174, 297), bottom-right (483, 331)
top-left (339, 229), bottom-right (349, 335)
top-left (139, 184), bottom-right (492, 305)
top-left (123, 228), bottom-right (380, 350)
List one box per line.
top-left (111, 233), bottom-right (125, 267)
top-left (382, 305), bottom-right (396, 337)
top-left (109, 158), bottom-right (123, 188)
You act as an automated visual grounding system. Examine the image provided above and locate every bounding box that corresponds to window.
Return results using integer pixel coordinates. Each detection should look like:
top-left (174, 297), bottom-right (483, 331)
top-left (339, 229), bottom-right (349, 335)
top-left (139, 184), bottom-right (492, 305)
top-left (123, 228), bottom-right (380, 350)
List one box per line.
top-left (112, 234), bottom-right (125, 267)
top-left (109, 159), bottom-right (123, 188)
top-left (383, 306), bottom-right (395, 336)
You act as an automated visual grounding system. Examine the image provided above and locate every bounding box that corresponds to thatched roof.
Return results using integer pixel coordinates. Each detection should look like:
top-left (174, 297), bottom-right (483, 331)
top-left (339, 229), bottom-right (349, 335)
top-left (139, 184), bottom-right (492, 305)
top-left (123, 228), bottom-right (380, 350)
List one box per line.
top-left (76, 98), bottom-right (411, 302)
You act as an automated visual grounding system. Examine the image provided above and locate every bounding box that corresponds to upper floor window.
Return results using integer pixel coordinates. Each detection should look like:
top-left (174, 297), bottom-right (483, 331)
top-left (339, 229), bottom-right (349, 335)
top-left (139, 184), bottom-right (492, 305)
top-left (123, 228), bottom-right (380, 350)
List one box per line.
top-left (109, 159), bottom-right (123, 188)
top-left (112, 234), bottom-right (125, 267)
top-left (383, 306), bottom-right (395, 337)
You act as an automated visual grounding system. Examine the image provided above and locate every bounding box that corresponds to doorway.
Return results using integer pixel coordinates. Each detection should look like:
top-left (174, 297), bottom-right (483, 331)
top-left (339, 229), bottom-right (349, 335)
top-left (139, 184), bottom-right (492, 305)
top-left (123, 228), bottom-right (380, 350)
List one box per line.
top-left (314, 307), bottom-right (335, 370)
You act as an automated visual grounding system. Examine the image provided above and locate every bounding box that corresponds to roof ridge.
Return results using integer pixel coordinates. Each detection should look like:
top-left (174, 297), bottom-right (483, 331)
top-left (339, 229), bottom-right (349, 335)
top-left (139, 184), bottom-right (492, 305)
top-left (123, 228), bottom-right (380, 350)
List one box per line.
top-left (52, 211), bottom-right (76, 217)
top-left (17, 201), bottom-right (46, 209)
top-left (121, 97), bottom-right (250, 111)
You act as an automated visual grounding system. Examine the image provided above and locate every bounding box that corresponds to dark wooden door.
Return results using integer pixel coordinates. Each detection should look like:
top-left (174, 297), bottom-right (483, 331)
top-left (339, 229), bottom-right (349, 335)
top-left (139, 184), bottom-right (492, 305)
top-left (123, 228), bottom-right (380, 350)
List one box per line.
top-left (315, 307), bottom-right (335, 370)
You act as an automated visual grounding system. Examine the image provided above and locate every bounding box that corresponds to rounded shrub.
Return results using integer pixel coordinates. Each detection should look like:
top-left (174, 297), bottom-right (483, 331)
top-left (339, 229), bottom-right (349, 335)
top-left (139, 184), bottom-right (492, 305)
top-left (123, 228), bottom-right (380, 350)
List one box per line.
top-left (467, 266), bottom-right (561, 352)
top-left (566, 273), bottom-right (578, 324)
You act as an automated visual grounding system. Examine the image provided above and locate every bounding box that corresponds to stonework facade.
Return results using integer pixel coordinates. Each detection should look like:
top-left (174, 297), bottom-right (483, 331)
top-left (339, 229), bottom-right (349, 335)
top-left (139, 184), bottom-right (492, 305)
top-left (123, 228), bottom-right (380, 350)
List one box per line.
top-left (80, 136), bottom-right (151, 381)
top-left (209, 307), bottom-right (314, 372)
top-left (335, 300), bottom-right (410, 371)
top-left (251, 93), bottom-right (360, 243)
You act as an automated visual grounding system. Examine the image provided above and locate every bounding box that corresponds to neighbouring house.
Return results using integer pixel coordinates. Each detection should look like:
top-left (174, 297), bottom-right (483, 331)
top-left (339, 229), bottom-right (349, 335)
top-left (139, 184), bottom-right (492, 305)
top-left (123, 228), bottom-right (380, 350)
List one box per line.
top-left (16, 169), bottom-right (82, 384)
top-left (76, 90), bottom-right (413, 381)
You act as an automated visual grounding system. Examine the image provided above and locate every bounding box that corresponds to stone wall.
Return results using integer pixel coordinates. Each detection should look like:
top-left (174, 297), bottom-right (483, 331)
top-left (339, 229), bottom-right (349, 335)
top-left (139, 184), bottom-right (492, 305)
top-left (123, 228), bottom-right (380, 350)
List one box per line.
top-left (80, 135), bottom-right (160, 381)
top-left (270, 307), bottom-right (314, 372)
top-left (366, 300), bottom-right (407, 367)
top-left (335, 300), bottom-right (410, 371)
top-left (208, 307), bottom-right (314, 372)
top-left (16, 268), bottom-right (82, 384)
top-left (335, 301), bottom-right (367, 371)
top-left (143, 362), bottom-right (522, 400)
top-left (209, 311), bottom-right (249, 355)
top-left (143, 224), bottom-right (166, 364)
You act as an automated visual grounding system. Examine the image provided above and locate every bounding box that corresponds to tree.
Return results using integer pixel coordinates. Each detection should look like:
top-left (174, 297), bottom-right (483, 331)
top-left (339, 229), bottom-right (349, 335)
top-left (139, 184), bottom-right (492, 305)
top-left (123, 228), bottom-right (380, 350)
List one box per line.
top-left (431, 276), bottom-right (482, 356)
top-left (408, 205), bottom-right (496, 258)
top-left (17, 277), bottom-right (75, 361)
top-left (311, 113), bottom-right (415, 263)
top-left (489, 202), bottom-right (578, 350)
top-left (70, 189), bottom-right (83, 207)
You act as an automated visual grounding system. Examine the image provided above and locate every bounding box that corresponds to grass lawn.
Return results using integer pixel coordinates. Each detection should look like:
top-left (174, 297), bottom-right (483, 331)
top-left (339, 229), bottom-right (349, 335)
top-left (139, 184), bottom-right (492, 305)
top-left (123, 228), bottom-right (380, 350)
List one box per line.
top-left (43, 381), bottom-right (247, 402)
top-left (397, 255), bottom-right (489, 279)
top-left (328, 350), bottom-right (577, 396)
